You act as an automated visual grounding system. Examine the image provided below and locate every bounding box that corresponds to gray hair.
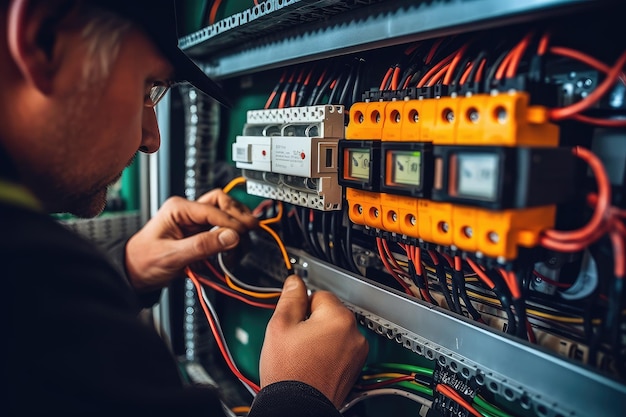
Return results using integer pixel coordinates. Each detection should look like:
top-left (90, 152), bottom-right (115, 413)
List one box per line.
top-left (77, 6), bottom-right (132, 84)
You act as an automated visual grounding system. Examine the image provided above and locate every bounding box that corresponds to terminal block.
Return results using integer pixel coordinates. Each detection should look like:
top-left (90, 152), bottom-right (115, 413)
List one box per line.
top-left (346, 101), bottom-right (388, 140)
top-left (243, 105), bottom-right (345, 138)
top-left (243, 168), bottom-right (342, 211)
top-left (232, 105), bottom-right (345, 211)
top-left (431, 145), bottom-right (577, 210)
top-left (349, 91), bottom-right (559, 146)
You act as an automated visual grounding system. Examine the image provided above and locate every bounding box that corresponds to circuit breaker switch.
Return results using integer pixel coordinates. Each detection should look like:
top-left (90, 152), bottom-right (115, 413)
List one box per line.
top-left (232, 136), bottom-right (272, 172)
top-left (232, 143), bottom-right (252, 163)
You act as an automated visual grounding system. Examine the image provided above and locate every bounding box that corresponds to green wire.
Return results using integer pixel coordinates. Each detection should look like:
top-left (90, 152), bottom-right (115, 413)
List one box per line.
top-left (473, 402), bottom-right (497, 417)
top-left (364, 362), bottom-right (434, 377)
top-left (363, 363), bottom-right (512, 417)
top-left (473, 396), bottom-right (514, 417)
top-left (395, 381), bottom-right (433, 397)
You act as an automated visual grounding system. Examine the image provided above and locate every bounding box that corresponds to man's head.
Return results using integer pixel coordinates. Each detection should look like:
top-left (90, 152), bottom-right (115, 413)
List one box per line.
top-left (0, 0), bottom-right (223, 217)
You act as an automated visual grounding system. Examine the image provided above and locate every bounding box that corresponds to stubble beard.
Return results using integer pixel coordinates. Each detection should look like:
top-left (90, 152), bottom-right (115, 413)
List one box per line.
top-left (41, 79), bottom-right (131, 218)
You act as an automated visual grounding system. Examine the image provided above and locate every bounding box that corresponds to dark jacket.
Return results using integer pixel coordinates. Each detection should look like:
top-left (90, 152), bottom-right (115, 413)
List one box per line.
top-left (1, 153), bottom-right (339, 416)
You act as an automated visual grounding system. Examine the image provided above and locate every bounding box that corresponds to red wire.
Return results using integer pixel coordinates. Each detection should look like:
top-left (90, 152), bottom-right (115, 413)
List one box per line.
top-left (465, 258), bottom-right (496, 290)
top-left (404, 42), bottom-right (420, 56)
top-left (402, 244), bottom-right (433, 304)
top-left (506, 32), bottom-right (534, 79)
top-left (571, 114), bottom-right (626, 127)
top-left (459, 62), bottom-right (474, 85)
top-left (425, 38), bottom-right (444, 65)
top-left (417, 52), bottom-right (455, 88)
top-left (444, 44), bottom-right (470, 85)
top-left (316, 68), bottom-right (328, 87)
top-left (439, 252), bottom-right (454, 269)
top-left (203, 259), bottom-right (227, 283)
top-left (380, 67), bottom-right (394, 90)
top-left (475, 58), bottom-right (487, 83)
top-left (550, 46), bottom-right (626, 84)
top-left (356, 375), bottom-right (415, 390)
top-left (436, 384), bottom-right (482, 417)
top-left (549, 50), bottom-right (626, 120)
top-left (191, 269), bottom-right (277, 310)
top-left (208, 0), bottom-right (223, 24)
top-left (532, 270), bottom-right (572, 288)
top-left (501, 269), bottom-right (521, 300)
top-left (537, 32), bottom-right (551, 55)
top-left (382, 239), bottom-right (405, 273)
top-left (495, 49), bottom-right (514, 80)
top-left (304, 67), bottom-right (315, 85)
top-left (376, 238), bottom-right (413, 295)
top-left (188, 269), bottom-right (261, 393)
top-left (541, 147), bottom-right (611, 246)
top-left (426, 62), bottom-right (450, 87)
top-left (391, 66), bottom-right (401, 90)
top-left (427, 250), bottom-right (440, 266)
top-left (609, 222), bottom-right (626, 278)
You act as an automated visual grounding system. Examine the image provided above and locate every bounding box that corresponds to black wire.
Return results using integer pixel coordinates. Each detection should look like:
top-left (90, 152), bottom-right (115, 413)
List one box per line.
top-left (483, 49), bottom-right (509, 92)
top-left (487, 269), bottom-right (517, 335)
top-left (345, 221), bottom-right (362, 275)
top-left (454, 267), bottom-right (483, 321)
top-left (338, 65), bottom-right (356, 106)
top-left (331, 211), bottom-right (353, 271)
top-left (327, 70), bottom-right (346, 105)
top-left (309, 209), bottom-right (329, 262)
top-left (466, 50), bottom-right (488, 85)
top-left (301, 207), bottom-right (323, 259)
top-left (450, 56), bottom-right (472, 89)
top-left (322, 212), bottom-right (339, 266)
top-left (450, 268), bottom-right (462, 314)
top-left (429, 251), bottom-right (456, 313)
top-left (312, 67), bottom-right (339, 106)
top-left (351, 59), bottom-right (364, 105)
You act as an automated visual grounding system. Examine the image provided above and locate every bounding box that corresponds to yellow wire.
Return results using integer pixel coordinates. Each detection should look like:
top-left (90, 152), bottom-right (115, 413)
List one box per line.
top-left (423, 264), bottom-right (478, 282)
top-left (224, 275), bottom-right (281, 299)
top-left (465, 290), bottom-right (615, 325)
top-left (223, 176), bottom-right (246, 194)
top-left (231, 406), bottom-right (251, 414)
top-left (260, 222), bottom-right (292, 272)
top-left (260, 200), bottom-right (283, 225)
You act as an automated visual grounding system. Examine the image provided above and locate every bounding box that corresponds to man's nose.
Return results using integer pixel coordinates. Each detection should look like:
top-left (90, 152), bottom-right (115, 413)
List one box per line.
top-left (140, 107), bottom-right (161, 153)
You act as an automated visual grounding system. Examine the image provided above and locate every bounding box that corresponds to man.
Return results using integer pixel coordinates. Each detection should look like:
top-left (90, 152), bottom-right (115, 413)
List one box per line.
top-left (1, 0), bottom-right (368, 415)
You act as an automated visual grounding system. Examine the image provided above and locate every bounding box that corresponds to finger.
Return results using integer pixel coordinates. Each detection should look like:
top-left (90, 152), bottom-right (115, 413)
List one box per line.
top-left (170, 227), bottom-right (241, 266)
top-left (196, 190), bottom-right (258, 229)
top-left (308, 290), bottom-right (344, 315)
top-left (170, 198), bottom-right (252, 234)
top-left (270, 275), bottom-right (310, 327)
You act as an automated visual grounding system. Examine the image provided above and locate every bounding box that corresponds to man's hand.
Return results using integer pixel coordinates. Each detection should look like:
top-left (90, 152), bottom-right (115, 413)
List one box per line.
top-left (259, 275), bottom-right (368, 408)
top-left (125, 189), bottom-right (258, 291)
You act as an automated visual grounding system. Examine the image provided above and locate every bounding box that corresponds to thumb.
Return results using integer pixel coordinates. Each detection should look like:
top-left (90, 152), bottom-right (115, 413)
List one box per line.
top-left (271, 275), bottom-right (309, 326)
top-left (177, 227), bottom-right (240, 264)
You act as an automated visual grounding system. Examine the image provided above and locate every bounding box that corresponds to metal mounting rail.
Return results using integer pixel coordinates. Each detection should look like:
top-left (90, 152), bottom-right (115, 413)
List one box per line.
top-left (181, 0), bottom-right (606, 79)
top-left (290, 248), bottom-right (626, 417)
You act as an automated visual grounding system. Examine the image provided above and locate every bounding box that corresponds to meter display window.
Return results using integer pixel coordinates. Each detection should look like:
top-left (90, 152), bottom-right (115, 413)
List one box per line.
top-left (348, 149), bottom-right (371, 180)
top-left (455, 153), bottom-right (499, 201)
top-left (390, 150), bottom-right (422, 187)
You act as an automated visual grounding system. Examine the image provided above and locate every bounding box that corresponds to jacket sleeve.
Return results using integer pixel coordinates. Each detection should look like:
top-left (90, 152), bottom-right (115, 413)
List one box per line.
top-left (248, 381), bottom-right (342, 417)
top-left (105, 236), bottom-right (164, 308)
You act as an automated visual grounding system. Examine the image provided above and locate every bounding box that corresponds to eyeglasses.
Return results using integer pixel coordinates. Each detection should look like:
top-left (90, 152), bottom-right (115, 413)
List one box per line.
top-left (145, 80), bottom-right (173, 108)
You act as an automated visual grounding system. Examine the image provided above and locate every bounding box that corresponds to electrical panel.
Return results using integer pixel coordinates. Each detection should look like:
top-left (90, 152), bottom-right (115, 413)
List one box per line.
top-left (167, 1), bottom-right (626, 416)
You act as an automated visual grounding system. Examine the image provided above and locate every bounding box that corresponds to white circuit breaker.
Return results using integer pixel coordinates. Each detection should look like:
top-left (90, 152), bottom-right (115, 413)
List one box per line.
top-left (232, 105), bottom-right (345, 210)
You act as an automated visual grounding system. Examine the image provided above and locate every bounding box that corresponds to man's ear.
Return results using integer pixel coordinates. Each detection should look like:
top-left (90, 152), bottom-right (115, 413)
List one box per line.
top-left (6, 0), bottom-right (76, 95)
